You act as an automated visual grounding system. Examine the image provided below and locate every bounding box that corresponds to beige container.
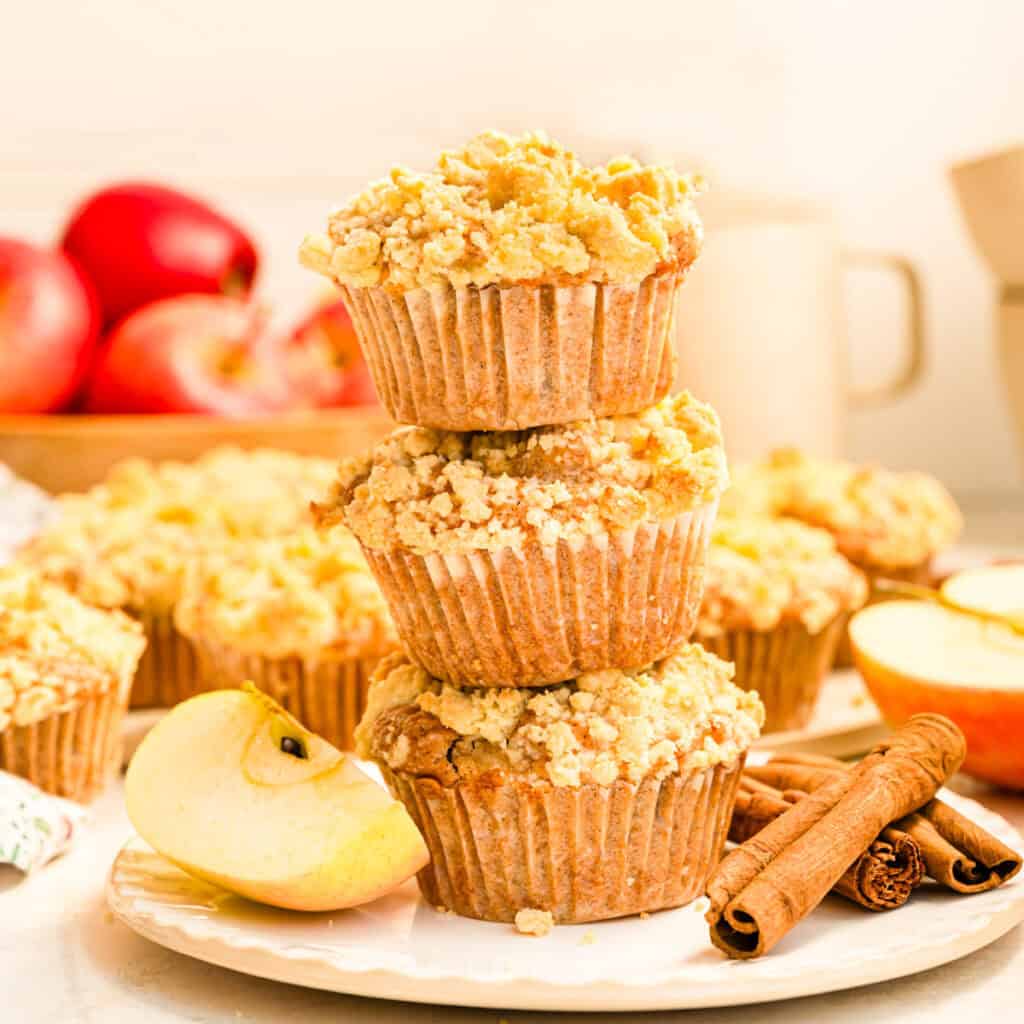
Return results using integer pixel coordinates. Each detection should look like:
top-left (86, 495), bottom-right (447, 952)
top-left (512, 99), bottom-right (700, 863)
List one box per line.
top-left (360, 504), bottom-right (716, 689)
top-left (383, 757), bottom-right (743, 924)
top-left (340, 269), bottom-right (685, 431)
top-left (675, 193), bottom-right (924, 462)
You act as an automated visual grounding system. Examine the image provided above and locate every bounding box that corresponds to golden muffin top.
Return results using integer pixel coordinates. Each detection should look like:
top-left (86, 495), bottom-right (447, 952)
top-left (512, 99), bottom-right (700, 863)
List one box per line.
top-left (319, 392), bottom-right (727, 555)
top-left (697, 516), bottom-right (868, 636)
top-left (0, 568), bottom-right (145, 731)
top-left (174, 526), bottom-right (397, 661)
top-left (356, 646), bottom-right (764, 788)
top-left (300, 130), bottom-right (703, 292)
top-left (722, 448), bottom-right (962, 570)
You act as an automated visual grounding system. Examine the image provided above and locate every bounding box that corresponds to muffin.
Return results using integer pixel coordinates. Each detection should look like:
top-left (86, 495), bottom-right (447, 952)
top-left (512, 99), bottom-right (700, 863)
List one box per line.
top-left (355, 645), bottom-right (763, 924)
top-left (724, 449), bottom-right (962, 664)
top-left (175, 526), bottom-right (398, 749)
top-left (18, 448), bottom-right (336, 707)
top-left (0, 568), bottom-right (145, 800)
top-left (695, 517), bottom-right (868, 732)
top-left (318, 391), bottom-right (728, 688)
top-left (300, 130), bottom-right (704, 431)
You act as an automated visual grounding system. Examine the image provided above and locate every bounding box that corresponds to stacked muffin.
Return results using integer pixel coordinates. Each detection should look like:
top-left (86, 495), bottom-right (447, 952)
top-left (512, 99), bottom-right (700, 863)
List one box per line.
top-left (303, 131), bottom-right (763, 925)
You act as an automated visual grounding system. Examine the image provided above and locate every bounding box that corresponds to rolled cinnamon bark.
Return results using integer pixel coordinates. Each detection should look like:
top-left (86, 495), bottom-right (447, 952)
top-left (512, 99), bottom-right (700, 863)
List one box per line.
top-left (733, 780), bottom-right (924, 911)
top-left (706, 714), bottom-right (965, 959)
top-left (747, 753), bottom-right (1023, 895)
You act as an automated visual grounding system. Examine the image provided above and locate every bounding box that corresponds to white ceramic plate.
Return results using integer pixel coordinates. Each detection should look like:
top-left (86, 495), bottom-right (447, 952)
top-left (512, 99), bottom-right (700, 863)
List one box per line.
top-left (107, 791), bottom-right (1024, 1013)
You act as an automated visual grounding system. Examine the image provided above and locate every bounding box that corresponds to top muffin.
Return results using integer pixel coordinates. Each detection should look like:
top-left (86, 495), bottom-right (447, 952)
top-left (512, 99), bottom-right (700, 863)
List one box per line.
top-left (300, 130), bottom-right (703, 292)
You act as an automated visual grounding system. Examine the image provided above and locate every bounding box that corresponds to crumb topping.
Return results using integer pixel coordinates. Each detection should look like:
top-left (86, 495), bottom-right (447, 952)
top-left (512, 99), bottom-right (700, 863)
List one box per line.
top-left (0, 569), bottom-right (145, 731)
top-left (357, 646), bottom-right (763, 787)
top-left (321, 392), bottom-right (727, 554)
top-left (723, 449), bottom-right (962, 569)
top-left (18, 448), bottom-right (336, 613)
top-left (697, 517), bottom-right (868, 636)
top-left (174, 526), bottom-right (396, 660)
top-left (299, 130), bottom-right (704, 292)
top-left (514, 908), bottom-right (554, 937)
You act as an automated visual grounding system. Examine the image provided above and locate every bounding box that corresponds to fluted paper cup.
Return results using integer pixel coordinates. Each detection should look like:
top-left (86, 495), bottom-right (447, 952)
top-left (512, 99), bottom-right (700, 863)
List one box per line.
top-left (130, 608), bottom-right (199, 709)
top-left (340, 269), bottom-right (686, 431)
top-left (361, 503), bottom-right (716, 688)
top-left (191, 639), bottom-right (384, 750)
top-left (698, 618), bottom-right (844, 733)
top-left (383, 758), bottom-right (743, 924)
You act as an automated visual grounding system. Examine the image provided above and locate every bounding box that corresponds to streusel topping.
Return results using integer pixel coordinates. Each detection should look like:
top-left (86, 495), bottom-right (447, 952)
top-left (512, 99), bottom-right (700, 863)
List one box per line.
top-left (0, 569), bottom-right (145, 731)
top-left (723, 449), bottom-right (962, 569)
top-left (697, 517), bottom-right (868, 636)
top-left (174, 526), bottom-right (396, 660)
top-left (19, 448), bottom-right (336, 613)
top-left (321, 392), bottom-right (727, 554)
top-left (357, 647), bottom-right (763, 788)
top-left (300, 130), bottom-right (703, 292)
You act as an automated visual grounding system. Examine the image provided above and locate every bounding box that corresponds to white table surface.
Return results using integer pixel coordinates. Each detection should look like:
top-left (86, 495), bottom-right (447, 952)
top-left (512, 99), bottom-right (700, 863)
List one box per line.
top-left (4, 497), bottom-right (1023, 1023)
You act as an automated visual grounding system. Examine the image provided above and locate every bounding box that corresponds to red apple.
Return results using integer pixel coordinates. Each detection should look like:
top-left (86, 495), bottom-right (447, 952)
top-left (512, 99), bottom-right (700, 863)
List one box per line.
top-left (0, 238), bottom-right (100, 413)
top-left (285, 298), bottom-right (378, 408)
top-left (61, 183), bottom-right (258, 327)
top-left (83, 295), bottom-right (292, 417)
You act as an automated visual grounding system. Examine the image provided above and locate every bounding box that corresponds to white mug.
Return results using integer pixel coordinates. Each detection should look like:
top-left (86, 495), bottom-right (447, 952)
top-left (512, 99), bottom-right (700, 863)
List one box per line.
top-left (675, 193), bottom-right (923, 462)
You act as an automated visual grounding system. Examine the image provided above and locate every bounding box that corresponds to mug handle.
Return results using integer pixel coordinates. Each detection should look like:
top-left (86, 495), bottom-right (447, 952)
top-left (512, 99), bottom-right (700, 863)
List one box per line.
top-left (841, 251), bottom-right (925, 407)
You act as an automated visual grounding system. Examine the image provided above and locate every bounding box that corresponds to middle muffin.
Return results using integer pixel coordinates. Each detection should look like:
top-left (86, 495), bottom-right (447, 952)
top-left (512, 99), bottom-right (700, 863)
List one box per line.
top-left (317, 391), bottom-right (728, 688)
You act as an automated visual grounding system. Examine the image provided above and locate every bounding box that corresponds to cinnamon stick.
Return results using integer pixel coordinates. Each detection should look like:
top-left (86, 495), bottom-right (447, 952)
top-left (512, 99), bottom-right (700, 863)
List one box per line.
top-left (732, 780), bottom-right (924, 911)
top-left (706, 714), bottom-right (965, 959)
top-left (747, 753), bottom-right (1023, 895)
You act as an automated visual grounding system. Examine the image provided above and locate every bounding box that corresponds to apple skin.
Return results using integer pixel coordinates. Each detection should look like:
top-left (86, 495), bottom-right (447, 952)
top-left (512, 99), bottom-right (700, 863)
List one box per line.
top-left (82, 295), bottom-right (293, 416)
top-left (61, 182), bottom-right (258, 327)
top-left (285, 298), bottom-right (378, 408)
top-left (125, 688), bottom-right (430, 912)
top-left (0, 237), bottom-right (100, 412)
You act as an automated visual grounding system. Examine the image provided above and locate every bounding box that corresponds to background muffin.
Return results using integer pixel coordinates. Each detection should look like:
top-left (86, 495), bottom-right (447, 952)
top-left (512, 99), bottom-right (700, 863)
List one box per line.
top-left (695, 516), bottom-right (868, 731)
top-left (300, 130), bottom-right (704, 431)
top-left (356, 645), bottom-right (763, 924)
top-left (0, 568), bottom-right (145, 800)
top-left (319, 391), bottom-right (728, 688)
top-left (175, 525), bottom-right (397, 749)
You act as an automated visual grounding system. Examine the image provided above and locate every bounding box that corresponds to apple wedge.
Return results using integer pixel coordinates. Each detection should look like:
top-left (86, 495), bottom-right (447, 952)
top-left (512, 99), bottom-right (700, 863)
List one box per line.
top-left (941, 564), bottom-right (1024, 625)
top-left (850, 598), bottom-right (1024, 789)
top-left (125, 686), bottom-right (429, 911)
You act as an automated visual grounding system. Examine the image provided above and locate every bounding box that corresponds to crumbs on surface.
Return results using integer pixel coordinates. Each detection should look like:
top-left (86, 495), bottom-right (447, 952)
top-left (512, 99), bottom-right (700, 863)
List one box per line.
top-left (320, 392), bottom-right (727, 555)
top-left (357, 645), bottom-right (763, 788)
top-left (0, 568), bottom-right (145, 731)
top-left (17, 448), bottom-right (337, 613)
top-left (514, 908), bottom-right (554, 937)
top-left (173, 526), bottom-right (396, 660)
top-left (722, 448), bottom-right (962, 570)
top-left (299, 130), bottom-right (703, 292)
top-left (696, 516), bottom-right (868, 636)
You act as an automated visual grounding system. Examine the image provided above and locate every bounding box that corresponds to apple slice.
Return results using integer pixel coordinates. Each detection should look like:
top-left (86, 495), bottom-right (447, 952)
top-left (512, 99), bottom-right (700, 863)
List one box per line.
top-left (941, 564), bottom-right (1024, 625)
top-left (125, 686), bottom-right (428, 911)
top-left (850, 599), bottom-right (1024, 789)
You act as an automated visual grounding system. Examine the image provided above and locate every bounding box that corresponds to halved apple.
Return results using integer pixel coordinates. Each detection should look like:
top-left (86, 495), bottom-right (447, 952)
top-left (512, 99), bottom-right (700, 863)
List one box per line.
top-left (850, 598), bottom-right (1024, 789)
top-left (125, 686), bottom-right (429, 911)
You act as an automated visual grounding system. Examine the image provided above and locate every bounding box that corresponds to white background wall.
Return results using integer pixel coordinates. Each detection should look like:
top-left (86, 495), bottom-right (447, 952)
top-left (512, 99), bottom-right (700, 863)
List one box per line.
top-left (5, 1), bottom-right (1024, 494)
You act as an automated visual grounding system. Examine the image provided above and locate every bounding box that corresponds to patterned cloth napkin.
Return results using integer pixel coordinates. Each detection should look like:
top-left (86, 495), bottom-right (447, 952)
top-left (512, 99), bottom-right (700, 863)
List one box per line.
top-left (0, 771), bottom-right (87, 873)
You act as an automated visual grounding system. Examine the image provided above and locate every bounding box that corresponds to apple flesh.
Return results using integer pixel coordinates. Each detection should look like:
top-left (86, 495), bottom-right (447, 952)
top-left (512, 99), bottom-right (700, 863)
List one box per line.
top-left (83, 295), bottom-right (292, 416)
top-left (0, 237), bottom-right (100, 412)
top-left (125, 687), bottom-right (429, 911)
top-left (850, 598), bottom-right (1024, 789)
top-left (62, 182), bottom-right (258, 327)
top-left (941, 564), bottom-right (1024, 624)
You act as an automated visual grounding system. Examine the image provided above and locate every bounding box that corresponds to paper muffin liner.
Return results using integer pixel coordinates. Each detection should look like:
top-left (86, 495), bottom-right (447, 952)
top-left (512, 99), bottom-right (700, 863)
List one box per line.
top-left (697, 617), bottom-right (844, 733)
top-left (130, 608), bottom-right (200, 709)
top-left (833, 557), bottom-right (934, 668)
top-left (382, 757), bottom-right (743, 924)
top-left (0, 685), bottom-right (129, 803)
top-left (190, 638), bottom-right (384, 750)
top-left (362, 503), bottom-right (716, 689)
top-left (339, 269), bottom-right (686, 431)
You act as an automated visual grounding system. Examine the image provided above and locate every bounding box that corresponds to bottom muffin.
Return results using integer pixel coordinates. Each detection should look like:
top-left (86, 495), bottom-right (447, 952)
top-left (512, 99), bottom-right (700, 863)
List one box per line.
top-left (695, 517), bottom-right (867, 732)
top-left (355, 646), bottom-right (763, 924)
